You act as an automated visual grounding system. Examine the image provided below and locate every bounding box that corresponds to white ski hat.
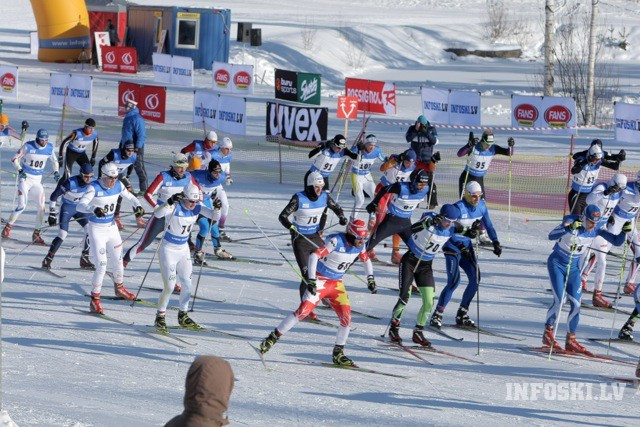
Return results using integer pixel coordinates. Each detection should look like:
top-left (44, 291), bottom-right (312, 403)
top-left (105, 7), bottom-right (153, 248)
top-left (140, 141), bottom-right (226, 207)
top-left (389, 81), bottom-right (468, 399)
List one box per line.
top-left (182, 182), bottom-right (202, 202)
top-left (172, 153), bottom-right (189, 168)
top-left (466, 181), bottom-right (482, 195)
top-left (101, 162), bottom-right (119, 178)
top-left (306, 171), bottom-right (324, 187)
top-left (206, 130), bottom-right (218, 142)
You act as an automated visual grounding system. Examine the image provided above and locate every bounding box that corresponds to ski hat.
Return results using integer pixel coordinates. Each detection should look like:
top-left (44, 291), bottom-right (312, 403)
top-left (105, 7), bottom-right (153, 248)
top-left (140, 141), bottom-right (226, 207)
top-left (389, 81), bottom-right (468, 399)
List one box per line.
top-left (331, 134), bottom-right (347, 149)
top-left (481, 130), bottom-right (494, 145)
top-left (172, 153), bottom-right (189, 168)
top-left (36, 128), bottom-right (48, 142)
top-left (0, 114), bottom-right (8, 125)
top-left (182, 182), bottom-right (202, 202)
top-left (125, 99), bottom-right (137, 109)
top-left (80, 163), bottom-right (93, 176)
top-left (608, 173), bottom-right (627, 190)
top-left (85, 118), bottom-right (96, 128)
top-left (219, 137), bottom-right (233, 149)
top-left (347, 218), bottom-right (368, 239)
top-left (439, 204), bottom-right (461, 222)
top-left (466, 180), bottom-right (482, 195)
top-left (188, 156), bottom-right (201, 172)
top-left (208, 159), bottom-right (222, 174)
top-left (306, 171), bottom-right (324, 188)
top-left (101, 162), bottom-right (119, 178)
top-left (206, 130), bottom-right (218, 142)
top-left (404, 149), bottom-right (417, 162)
top-left (364, 134), bottom-right (377, 145)
top-left (409, 169), bottom-right (429, 193)
top-left (123, 140), bottom-right (135, 150)
top-left (588, 144), bottom-right (602, 160)
top-left (583, 204), bottom-right (601, 223)
top-left (590, 139), bottom-right (603, 148)
top-left (417, 115), bottom-right (428, 125)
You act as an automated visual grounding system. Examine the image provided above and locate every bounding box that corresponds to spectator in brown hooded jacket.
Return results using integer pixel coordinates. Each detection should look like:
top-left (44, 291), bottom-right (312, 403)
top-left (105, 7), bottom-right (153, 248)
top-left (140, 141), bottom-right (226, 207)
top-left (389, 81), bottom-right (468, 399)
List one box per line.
top-left (165, 355), bottom-right (234, 426)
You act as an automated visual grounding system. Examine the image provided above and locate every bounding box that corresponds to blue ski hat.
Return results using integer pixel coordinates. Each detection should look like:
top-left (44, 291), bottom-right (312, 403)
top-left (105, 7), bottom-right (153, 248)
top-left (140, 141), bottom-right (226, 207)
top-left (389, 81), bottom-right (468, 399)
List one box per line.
top-left (583, 205), bottom-right (601, 223)
top-left (80, 163), bottom-right (93, 175)
top-left (36, 128), bottom-right (48, 141)
top-left (439, 204), bottom-right (460, 222)
top-left (404, 149), bottom-right (417, 162)
top-left (417, 115), bottom-right (428, 125)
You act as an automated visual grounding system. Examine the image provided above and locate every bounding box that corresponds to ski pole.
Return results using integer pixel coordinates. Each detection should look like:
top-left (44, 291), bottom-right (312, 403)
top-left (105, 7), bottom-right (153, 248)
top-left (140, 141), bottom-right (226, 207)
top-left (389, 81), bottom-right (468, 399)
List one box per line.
top-left (190, 212), bottom-right (217, 312)
top-left (475, 234), bottom-right (481, 356)
top-left (114, 227), bottom-right (141, 249)
top-left (507, 148), bottom-right (512, 241)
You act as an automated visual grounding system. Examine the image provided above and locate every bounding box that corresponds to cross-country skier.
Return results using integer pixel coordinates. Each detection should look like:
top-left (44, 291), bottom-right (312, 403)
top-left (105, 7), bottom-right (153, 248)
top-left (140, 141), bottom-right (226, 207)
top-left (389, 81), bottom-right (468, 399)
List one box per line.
top-left (610, 171), bottom-right (640, 296)
top-left (190, 159), bottom-right (234, 265)
top-left (350, 134), bottom-right (385, 212)
top-left (210, 137), bottom-right (234, 241)
top-left (258, 218), bottom-right (375, 366)
top-left (388, 204), bottom-right (473, 346)
top-left (279, 171), bottom-right (348, 320)
top-left (122, 153), bottom-right (195, 267)
top-left (180, 130), bottom-right (218, 170)
top-left (43, 163), bottom-right (95, 270)
top-left (0, 113), bottom-right (21, 146)
top-left (405, 115), bottom-right (440, 209)
top-left (542, 204), bottom-right (630, 353)
top-left (572, 139), bottom-right (625, 170)
top-left (152, 182), bottom-right (221, 332)
top-left (365, 168), bottom-right (430, 265)
top-left (306, 134), bottom-right (358, 189)
top-left (2, 129), bottom-right (59, 244)
top-left (76, 162), bottom-right (145, 313)
top-left (579, 173), bottom-right (627, 307)
top-left (57, 118), bottom-right (100, 185)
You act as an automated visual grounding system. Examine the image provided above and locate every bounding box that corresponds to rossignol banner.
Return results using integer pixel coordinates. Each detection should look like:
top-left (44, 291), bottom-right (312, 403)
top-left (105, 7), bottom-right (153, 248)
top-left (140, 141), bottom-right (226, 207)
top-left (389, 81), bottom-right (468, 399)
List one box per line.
top-left (274, 69), bottom-right (321, 105)
top-left (194, 90), bottom-right (247, 135)
top-left (420, 87), bottom-right (481, 126)
top-left (152, 53), bottom-right (193, 86)
top-left (511, 95), bottom-right (576, 135)
top-left (212, 62), bottom-right (254, 95)
top-left (0, 65), bottom-right (18, 99)
top-left (102, 46), bottom-right (138, 74)
top-left (266, 101), bottom-right (328, 142)
top-left (117, 82), bottom-right (167, 124)
top-left (345, 78), bottom-right (396, 115)
top-left (614, 102), bottom-right (640, 144)
top-left (49, 73), bottom-right (92, 113)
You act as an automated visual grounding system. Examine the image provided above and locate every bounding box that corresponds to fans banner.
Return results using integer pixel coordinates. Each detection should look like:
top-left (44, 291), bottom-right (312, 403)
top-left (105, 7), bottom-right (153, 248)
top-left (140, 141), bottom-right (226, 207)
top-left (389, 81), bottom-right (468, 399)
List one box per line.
top-left (153, 53), bottom-right (193, 86)
top-left (0, 65), bottom-right (18, 100)
top-left (193, 90), bottom-right (247, 135)
top-left (102, 46), bottom-right (138, 74)
top-left (420, 87), bottom-right (449, 125)
top-left (49, 73), bottom-right (92, 113)
top-left (266, 101), bottom-right (328, 142)
top-left (117, 82), bottom-right (166, 123)
top-left (212, 62), bottom-right (254, 95)
top-left (345, 78), bottom-right (396, 115)
top-left (614, 102), bottom-right (640, 144)
top-left (511, 95), bottom-right (576, 135)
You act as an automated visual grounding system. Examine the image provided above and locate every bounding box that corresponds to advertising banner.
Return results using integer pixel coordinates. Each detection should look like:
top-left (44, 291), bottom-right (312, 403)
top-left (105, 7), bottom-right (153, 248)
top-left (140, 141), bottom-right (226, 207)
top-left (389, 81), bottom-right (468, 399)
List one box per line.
top-left (94, 32), bottom-right (110, 69)
top-left (49, 73), bottom-right (92, 113)
top-left (117, 82), bottom-right (166, 123)
top-left (614, 102), bottom-right (640, 144)
top-left (266, 101), bottom-right (328, 142)
top-left (448, 90), bottom-right (481, 126)
top-left (420, 87), bottom-right (449, 125)
top-left (171, 54), bottom-right (193, 86)
top-left (212, 62), bottom-right (254, 95)
top-left (345, 78), bottom-right (396, 115)
top-left (102, 46), bottom-right (138, 74)
top-left (511, 95), bottom-right (576, 135)
top-left (117, 81), bottom-right (140, 116)
top-left (0, 65), bottom-right (18, 99)
top-left (274, 69), bottom-right (298, 103)
top-left (274, 69), bottom-right (321, 105)
top-left (152, 53), bottom-right (172, 84)
top-left (337, 96), bottom-right (358, 119)
top-left (193, 90), bottom-right (247, 135)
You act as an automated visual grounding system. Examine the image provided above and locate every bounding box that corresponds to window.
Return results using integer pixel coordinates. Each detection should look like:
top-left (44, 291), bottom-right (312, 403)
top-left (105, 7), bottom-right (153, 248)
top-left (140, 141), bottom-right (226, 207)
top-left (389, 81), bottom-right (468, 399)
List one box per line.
top-left (176, 18), bottom-right (199, 49)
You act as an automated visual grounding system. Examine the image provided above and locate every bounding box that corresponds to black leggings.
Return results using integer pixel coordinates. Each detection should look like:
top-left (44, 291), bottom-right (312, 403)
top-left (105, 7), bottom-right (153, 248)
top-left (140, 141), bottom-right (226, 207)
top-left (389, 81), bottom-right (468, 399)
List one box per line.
top-left (366, 214), bottom-right (412, 252)
top-left (291, 231), bottom-right (324, 300)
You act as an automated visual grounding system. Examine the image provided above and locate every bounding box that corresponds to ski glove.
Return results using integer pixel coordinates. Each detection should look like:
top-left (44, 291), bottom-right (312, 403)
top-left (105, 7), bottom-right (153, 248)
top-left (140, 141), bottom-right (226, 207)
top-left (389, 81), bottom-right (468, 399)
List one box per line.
top-left (133, 206), bottom-right (145, 218)
top-left (568, 220), bottom-right (582, 231)
top-left (339, 216), bottom-right (348, 226)
top-left (213, 198), bottom-right (223, 209)
top-left (617, 149), bottom-right (626, 162)
top-left (18, 169), bottom-right (26, 180)
top-left (47, 212), bottom-right (57, 226)
top-left (492, 241), bottom-right (502, 257)
top-left (57, 156), bottom-right (64, 166)
top-left (53, 171), bottom-right (60, 182)
top-left (622, 221), bottom-right (633, 234)
top-left (167, 192), bottom-right (185, 206)
top-left (603, 186), bottom-right (616, 196)
top-left (431, 151), bottom-right (441, 163)
top-left (93, 207), bottom-right (107, 218)
top-left (508, 137), bottom-right (515, 147)
top-left (467, 132), bottom-right (475, 148)
top-left (90, 157), bottom-right (96, 167)
top-left (225, 176), bottom-right (233, 186)
top-left (460, 247), bottom-right (474, 261)
top-left (366, 202), bottom-right (377, 214)
top-left (306, 278), bottom-right (317, 296)
top-left (367, 275), bottom-right (377, 294)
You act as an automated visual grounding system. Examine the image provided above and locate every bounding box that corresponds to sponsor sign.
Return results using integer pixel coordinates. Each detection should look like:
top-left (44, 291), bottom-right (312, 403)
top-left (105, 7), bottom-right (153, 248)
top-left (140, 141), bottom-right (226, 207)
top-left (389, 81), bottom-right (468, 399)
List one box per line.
top-left (420, 87), bottom-right (449, 125)
top-left (274, 69), bottom-right (321, 105)
top-left (266, 101), bottom-right (328, 142)
top-left (152, 53), bottom-right (193, 86)
top-left (275, 69), bottom-right (298, 102)
top-left (102, 46), bottom-right (138, 74)
top-left (337, 96), bottom-right (358, 119)
top-left (117, 81), bottom-right (140, 116)
top-left (152, 53), bottom-right (172, 84)
top-left (212, 62), bottom-right (254, 95)
top-left (511, 95), bottom-right (576, 135)
top-left (448, 90), bottom-right (481, 127)
top-left (94, 32), bottom-right (110, 69)
top-left (614, 102), bottom-right (640, 144)
top-left (118, 82), bottom-right (166, 123)
top-left (193, 90), bottom-right (247, 135)
top-left (49, 73), bottom-right (93, 112)
top-left (0, 65), bottom-right (18, 99)
top-left (345, 78), bottom-right (396, 115)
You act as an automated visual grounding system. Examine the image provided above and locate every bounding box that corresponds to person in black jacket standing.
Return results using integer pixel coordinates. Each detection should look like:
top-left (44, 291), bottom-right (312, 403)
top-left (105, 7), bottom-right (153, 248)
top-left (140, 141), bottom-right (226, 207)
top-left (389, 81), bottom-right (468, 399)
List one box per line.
top-left (406, 115), bottom-right (440, 209)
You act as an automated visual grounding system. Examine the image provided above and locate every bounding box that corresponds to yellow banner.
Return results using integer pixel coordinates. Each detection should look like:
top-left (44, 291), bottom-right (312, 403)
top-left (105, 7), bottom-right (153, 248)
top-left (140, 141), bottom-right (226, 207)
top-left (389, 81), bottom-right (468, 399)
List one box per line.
top-left (177, 12), bottom-right (200, 19)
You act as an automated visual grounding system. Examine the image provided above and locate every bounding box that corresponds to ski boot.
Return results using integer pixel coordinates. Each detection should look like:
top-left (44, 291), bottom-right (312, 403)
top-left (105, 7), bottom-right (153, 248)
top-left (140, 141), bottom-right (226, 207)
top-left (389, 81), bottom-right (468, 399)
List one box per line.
top-left (367, 249), bottom-right (378, 261)
top-left (430, 311), bottom-right (443, 329)
top-left (542, 325), bottom-right (561, 349)
top-left (391, 250), bottom-right (402, 265)
top-left (624, 282), bottom-right (636, 295)
top-left (32, 229), bottom-right (45, 245)
top-left (114, 283), bottom-right (136, 300)
top-left (42, 254), bottom-right (53, 270)
top-left (178, 310), bottom-right (202, 330)
top-left (136, 216), bottom-right (147, 228)
top-left (90, 293), bottom-right (103, 314)
top-left (154, 312), bottom-right (168, 333)
top-left (80, 253), bottom-right (95, 270)
top-left (332, 345), bottom-right (355, 366)
top-left (219, 228), bottom-right (232, 242)
top-left (114, 214), bottom-right (124, 230)
top-left (592, 290), bottom-right (612, 308)
top-left (2, 224), bottom-right (12, 238)
top-left (306, 310), bottom-right (319, 321)
top-left (456, 307), bottom-right (475, 327)
top-left (618, 322), bottom-right (634, 341)
top-left (173, 284), bottom-right (182, 294)
top-left (389, 320), bottom-right (402, 342)
top-left (214, 247), bottom-right (234, 259)
top-left (412, 326), bottom-right (431, 347)
top-left (188, 236), bottom-right (195, 252)
top-left (259, 329), bottom-right (281, 354)
top-left (565, 333), bottom-right (588, 353)
top-left (193, 250), bottom-right (207, 266)
top-left (581, 277), bottom-right (588, 292)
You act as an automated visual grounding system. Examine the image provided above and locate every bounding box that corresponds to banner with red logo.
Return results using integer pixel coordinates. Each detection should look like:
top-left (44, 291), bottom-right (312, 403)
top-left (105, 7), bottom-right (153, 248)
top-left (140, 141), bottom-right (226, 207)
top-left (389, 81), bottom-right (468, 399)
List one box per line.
top-left (102, 46), bottom-right (138, 74)
top-left (511, 95), bottom-right (576, 135)
top-left (117, 82), bottom-right (166, 123)
top-left (211, 62), bottom-right (254, 95)
top-left (337, 96), bottom-right (358, 119)
top-left (345, 78), bottom-right (396, 115)
top-left (0, 65), bottom-right (18, 99)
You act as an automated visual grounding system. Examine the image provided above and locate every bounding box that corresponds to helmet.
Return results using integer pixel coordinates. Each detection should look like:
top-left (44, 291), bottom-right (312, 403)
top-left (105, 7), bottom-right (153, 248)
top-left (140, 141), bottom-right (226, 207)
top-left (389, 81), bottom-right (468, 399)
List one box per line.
top-left (80, 163), bottom-right (93, 176)
top-left (206, 130), bottom-right (218, 142)
top-left (331, 134), bottom-right (347, 149)
top-left (85, 118), bottom-right (96, 128)
top-left (219, 137), bottom-right (233, 149)
top-left (101, 162), bottom-right (119, 178)
top-left (608, 173), bottom-right (627, 190)
top-left (466, 181), bottom-right (482, 195)
top-left (347, 218), bottom-right (368, 239)
top-left (404, 149), bottom-right (417, 163)
top-left (364, 134), bottom-right (377, 145)
top-left (36, 128), bottom-right (48, 142)
top-left (481, 130), bottom-right (494, 144)
top-left (306, 171), bottom-right (324, 188)
top-left (188, 157), bottom-right (202, 171)
top-left (439, 204), bottom-right (461, 222)
top-left (583, 204), bottom-right (602, 223)
top-left (417, 115), bottom-right (428, 125)
top-left (182, 182), bottom-right (202, 203)
top-left (172, 153), bottom-right (189, 168)
top-left (0, 114), bottom-right (8, 125)
top-left (588, 144), bottom-right (602, 160)
top-left (208, 159), bottom-right (222, 174)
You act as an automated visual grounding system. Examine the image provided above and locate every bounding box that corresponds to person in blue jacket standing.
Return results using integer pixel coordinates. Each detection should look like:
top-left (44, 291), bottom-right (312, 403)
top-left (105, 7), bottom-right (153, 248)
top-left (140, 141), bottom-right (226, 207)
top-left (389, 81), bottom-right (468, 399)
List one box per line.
top-left (120, 99), bottom-right (147, 194)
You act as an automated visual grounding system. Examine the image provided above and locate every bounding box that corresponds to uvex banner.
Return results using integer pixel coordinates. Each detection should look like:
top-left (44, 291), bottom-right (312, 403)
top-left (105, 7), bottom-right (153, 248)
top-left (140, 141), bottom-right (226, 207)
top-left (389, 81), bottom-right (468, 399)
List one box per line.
top-left (152, 53), bottom-right (193, 86)
top-left (266, 101), bottom-right (328, 142)
top-left (117, 82), bottom-right (167, 123)
top-left (49, 73), bottom-right (92, 113)
top-left (614, 102), bottom-right (640, 144)
top-left (102, 46), bottom-right (138, 74)
top-left (345, 78), bottom-right (396, 115)
top-left (212, 62), bottom-right (254, 95)
top-left (0, 65), bottom-right (18, 100)
top-left (194, 90), bottom-right (247, 135)
top-left (511, 95), bottom-right (576, 135)
top-left (421, 87), bottom-right (481, 126)
top-left (274, 69), bottom-right (321, 105)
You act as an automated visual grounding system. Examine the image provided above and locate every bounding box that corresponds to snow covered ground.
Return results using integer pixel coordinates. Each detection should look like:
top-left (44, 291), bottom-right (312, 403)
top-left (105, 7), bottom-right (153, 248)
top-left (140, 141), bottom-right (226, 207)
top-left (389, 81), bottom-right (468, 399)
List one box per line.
top-left (2, 0), bottom-right (640, 425)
